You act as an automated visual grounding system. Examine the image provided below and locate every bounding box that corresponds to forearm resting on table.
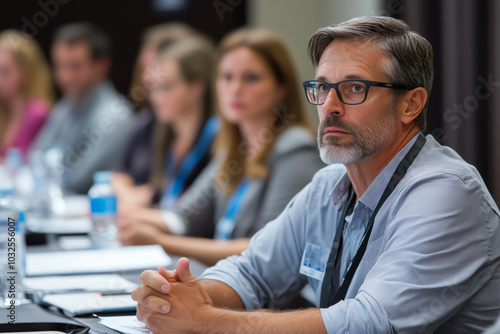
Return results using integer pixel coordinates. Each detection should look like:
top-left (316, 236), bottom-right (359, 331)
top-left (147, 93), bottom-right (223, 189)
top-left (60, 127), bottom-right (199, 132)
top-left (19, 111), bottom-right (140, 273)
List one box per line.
top-left (198, 279), bottom-right (326, 333)
top-left (201, 305), bottom-right (326, 334)
top-left (156, 234), bottom-right (250, 266)
top-left (139, 208), bottom-right (170, 233)
top-left (113, 175), bottom-right (154, 208)
top-left (111, 172), bottom-right (134, 188)
top-left (119, 207), bottom-right (169, 233)
top-left (200, 279), bottom-right (245, 309)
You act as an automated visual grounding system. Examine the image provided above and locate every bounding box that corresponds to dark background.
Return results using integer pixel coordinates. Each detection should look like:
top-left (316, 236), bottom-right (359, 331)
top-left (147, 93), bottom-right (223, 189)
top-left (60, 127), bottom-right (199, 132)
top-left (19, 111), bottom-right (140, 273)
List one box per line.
top-left (392, 0), bottom-right (500, 204)
top-left (0, 0), bottom-right (247, 97)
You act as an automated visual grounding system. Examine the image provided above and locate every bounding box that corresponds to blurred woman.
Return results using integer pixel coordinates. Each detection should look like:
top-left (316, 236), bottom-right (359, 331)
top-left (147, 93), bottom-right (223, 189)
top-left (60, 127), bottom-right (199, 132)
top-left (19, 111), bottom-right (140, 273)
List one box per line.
top-left (112, 23), bottom-right (207, 207)
top-left (0, 30), bottom-right (55, 161)
top-left (129, 23), bottom-right (198, 111)
top-left (119, 29), bottom-right (324, 266)
top-left (118, 34), bottom-right (218, 224)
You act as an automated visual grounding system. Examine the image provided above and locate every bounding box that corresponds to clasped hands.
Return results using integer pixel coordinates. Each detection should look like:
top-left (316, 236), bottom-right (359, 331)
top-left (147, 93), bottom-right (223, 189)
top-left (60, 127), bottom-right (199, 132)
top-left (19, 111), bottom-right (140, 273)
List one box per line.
top-left (131, 257), bottom-right (214, 333)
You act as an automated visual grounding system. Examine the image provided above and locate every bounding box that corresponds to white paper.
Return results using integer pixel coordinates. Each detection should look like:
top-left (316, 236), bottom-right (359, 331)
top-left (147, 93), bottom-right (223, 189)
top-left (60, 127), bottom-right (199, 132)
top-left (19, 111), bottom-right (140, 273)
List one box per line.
top-left (26, 216), bottom-right (92, 234)
top-left (42, 293), bottom-right (137, 315)
top-left (58, 236), bottom-right (93, 250)
top-left (26, 245), bottom-right (172, 276)
top-left (26, 195), bottom-right (91, 234)
top-left (99, 315), bottom-right (152, 334)
top-left (24, 274), bottom-right (138, 293)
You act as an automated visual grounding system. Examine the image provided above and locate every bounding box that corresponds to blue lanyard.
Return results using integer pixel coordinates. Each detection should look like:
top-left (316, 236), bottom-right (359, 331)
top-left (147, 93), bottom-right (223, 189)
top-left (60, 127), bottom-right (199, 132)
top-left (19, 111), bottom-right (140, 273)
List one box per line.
top-left (214, 178), bottom-right (251, 241)
top-left (160, 117), bottom-right (219, 210)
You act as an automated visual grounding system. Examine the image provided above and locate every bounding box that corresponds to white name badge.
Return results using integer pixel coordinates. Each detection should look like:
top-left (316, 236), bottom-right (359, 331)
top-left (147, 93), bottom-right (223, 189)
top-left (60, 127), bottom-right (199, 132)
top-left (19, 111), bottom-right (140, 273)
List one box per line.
top-left (299, 242), bottom-right (329, 281)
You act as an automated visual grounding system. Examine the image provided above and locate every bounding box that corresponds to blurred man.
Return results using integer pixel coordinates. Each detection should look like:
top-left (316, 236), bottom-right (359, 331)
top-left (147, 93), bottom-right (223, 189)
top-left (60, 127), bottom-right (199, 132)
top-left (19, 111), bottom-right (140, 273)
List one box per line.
top-left (31, 22), bottom-right (132, 194)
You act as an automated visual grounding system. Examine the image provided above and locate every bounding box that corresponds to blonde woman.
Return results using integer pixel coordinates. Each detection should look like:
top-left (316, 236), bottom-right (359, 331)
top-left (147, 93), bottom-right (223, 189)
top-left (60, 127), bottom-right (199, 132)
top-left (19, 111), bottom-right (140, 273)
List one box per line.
top-left (119, 29), bottom-right (324, 266)
top-left (0, 30), bottom-right (54, 160)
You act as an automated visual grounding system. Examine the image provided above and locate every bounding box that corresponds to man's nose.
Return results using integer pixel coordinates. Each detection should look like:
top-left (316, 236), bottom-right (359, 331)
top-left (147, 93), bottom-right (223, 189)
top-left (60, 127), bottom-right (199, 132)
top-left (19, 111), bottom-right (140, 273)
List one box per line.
top-left (319, 88), bottom-right (345, 118)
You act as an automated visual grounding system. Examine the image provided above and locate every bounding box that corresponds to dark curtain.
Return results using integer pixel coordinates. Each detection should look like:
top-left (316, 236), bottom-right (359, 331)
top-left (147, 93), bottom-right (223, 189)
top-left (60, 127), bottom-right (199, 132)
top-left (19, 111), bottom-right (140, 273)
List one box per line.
top-left (391, 0), bottom-right (500, 205)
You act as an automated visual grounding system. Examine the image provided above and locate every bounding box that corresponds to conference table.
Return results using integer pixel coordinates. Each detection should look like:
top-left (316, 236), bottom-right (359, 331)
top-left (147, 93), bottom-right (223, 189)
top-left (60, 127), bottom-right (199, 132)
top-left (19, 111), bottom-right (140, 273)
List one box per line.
top-left (0, 196), bottom-right (208, 333)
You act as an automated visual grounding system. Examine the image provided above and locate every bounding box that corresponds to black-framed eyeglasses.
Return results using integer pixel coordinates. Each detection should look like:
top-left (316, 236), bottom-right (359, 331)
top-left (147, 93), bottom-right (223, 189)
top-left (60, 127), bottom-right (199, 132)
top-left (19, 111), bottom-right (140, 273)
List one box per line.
top-left (302, 79), bottom-right (416, 105)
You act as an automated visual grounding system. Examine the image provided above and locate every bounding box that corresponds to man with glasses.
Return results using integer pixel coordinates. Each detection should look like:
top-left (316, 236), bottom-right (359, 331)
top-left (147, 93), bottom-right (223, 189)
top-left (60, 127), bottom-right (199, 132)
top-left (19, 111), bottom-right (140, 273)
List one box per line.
top-left (131, 16), bottom-right (500, 333)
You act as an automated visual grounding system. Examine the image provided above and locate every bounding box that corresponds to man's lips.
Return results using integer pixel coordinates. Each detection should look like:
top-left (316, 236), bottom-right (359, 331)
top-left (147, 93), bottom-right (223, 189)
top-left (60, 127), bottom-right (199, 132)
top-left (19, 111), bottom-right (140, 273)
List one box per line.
top-left (324, 127), bottom-right (350, 135)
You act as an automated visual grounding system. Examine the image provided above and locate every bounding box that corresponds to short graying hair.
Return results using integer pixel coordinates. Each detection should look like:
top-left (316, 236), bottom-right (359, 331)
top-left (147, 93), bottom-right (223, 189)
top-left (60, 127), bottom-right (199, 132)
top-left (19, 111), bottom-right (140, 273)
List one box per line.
top-left (307, 16), bottom-right (433, 131)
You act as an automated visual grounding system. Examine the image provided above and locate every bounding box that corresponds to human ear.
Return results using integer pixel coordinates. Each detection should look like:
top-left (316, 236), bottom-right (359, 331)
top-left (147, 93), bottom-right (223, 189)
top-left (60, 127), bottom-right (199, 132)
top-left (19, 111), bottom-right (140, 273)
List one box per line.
top-left (400, 87), bottom-right (427, 125)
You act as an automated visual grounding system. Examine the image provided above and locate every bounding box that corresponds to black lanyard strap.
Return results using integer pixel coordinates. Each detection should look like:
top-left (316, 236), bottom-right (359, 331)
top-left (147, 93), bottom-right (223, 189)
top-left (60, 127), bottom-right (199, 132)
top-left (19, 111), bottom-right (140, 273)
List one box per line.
top-left (320, 187), bottom-right (355, 308)
top-left (320, 134), bottom-right (427, 308)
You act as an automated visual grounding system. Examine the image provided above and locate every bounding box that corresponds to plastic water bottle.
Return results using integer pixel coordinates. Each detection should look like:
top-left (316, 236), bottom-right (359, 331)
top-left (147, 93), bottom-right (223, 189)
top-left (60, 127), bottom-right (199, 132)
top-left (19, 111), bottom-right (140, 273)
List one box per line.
top-left (28, 151), bottom-right (49, 217)
top-left (88, 171), bottom-right (119, 248)
top-left (5, 148), bottom-right (23, 180)
top-left (0, 165), bottom-right (14, 192)
top-left (0, 187), bottom-right (27, 310)
top-left (44, 146), bottom-right (66, 217)
top-left (0, 188), bottom-right (13, 306)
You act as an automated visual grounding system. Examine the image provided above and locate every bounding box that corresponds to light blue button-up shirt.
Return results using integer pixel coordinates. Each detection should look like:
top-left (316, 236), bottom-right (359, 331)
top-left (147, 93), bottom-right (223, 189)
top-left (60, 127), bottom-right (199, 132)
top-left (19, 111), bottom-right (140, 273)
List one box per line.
top-left (200, 134), bottom-right (500, 333)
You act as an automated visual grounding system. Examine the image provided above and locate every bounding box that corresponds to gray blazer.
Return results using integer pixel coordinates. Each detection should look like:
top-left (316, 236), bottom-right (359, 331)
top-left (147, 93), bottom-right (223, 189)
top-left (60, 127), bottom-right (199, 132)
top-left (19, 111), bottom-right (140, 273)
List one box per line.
top-left (30, 81), bottom-right (133, 194)
top-left (173, 126), bottom-right (325, 239)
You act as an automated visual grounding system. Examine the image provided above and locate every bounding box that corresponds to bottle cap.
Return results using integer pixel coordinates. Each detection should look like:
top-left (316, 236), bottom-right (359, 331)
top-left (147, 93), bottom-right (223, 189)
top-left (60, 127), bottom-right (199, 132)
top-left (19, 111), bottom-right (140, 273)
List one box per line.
top-left (93, 171), bottom-right (112, 184)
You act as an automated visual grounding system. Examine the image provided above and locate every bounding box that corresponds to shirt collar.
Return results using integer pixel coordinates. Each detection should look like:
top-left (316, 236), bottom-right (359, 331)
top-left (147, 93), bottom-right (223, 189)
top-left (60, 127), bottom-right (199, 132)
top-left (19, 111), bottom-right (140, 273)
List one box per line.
top-left (330, 132), bottom-right (422, 211)
top-left (66, 80), bottom-right (111, 114)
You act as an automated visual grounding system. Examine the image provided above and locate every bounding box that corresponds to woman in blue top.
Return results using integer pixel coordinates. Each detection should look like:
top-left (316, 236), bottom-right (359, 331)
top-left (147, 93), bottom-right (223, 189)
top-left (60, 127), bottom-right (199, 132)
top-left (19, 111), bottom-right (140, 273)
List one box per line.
top-left (119, 29), bottom-right (324, 266)
top-left (112, 23), bottom-right (199, 199)
top-left (118, 34), bottom-right (218, 220)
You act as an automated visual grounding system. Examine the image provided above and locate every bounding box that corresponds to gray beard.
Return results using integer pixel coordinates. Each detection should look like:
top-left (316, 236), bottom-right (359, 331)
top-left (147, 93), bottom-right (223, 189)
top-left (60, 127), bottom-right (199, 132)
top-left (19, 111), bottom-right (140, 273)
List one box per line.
top-left (317, 114), bottom-right (397, 165)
